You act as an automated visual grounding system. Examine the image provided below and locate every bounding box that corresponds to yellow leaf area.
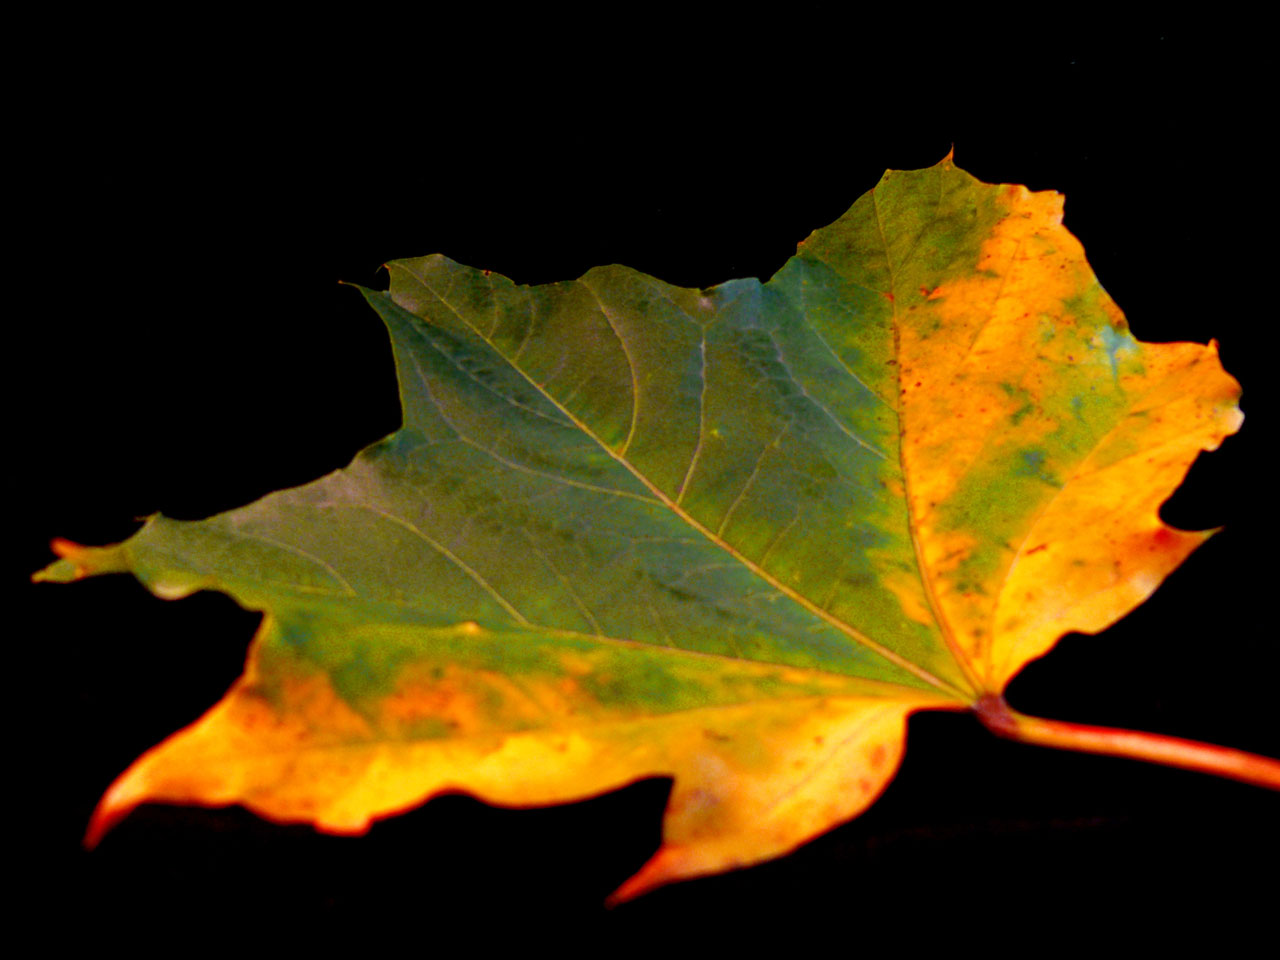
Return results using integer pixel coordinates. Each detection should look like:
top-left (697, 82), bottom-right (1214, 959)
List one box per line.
top-left (874, 169), bottom-right (1242, 690)
top-left (38, 158), bottom-right (1242, 901)
top-left (70, 598), bottom-right (950, 900)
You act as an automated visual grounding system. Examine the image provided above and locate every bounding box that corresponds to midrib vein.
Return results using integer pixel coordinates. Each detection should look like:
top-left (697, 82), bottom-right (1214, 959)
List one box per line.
top-left (871, 188), bottom-right (984, 697)
top-left (410, 276), bottom-right (968, 700)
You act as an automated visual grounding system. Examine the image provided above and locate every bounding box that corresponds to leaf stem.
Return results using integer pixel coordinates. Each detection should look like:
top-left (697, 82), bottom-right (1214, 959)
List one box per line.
top-left (974, 695), bottom-right (1280, 791)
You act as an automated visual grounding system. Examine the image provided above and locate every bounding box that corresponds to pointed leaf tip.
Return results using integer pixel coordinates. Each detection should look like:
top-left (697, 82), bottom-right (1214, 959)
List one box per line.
top-left (33, 539), bottom-right (130, 582)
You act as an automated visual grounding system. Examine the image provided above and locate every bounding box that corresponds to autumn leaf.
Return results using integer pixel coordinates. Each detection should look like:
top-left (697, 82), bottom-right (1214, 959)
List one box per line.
top-left (34, 155), bottom-right (1277, 901)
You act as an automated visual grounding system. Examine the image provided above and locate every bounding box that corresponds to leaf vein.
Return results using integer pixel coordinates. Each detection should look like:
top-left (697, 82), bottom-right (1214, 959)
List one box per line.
top-left (411, 268), bottom-right (967, 697)
top-left (578, 277), bottom-right (640, 455)
top-left (676, 334), bottom-right (709, 505)
top-left (344, 497), bottom-right (530, 626)
top-left (797, 278), bottom-right (894, 410)
top-left (875, 187), bottom-right (982, 694)
top-left (219, 526), bottom-right (359, 597)
top-left (766, 330), bottom-right (889, 460)
top-left (716, 421), bottom-right (791, 538)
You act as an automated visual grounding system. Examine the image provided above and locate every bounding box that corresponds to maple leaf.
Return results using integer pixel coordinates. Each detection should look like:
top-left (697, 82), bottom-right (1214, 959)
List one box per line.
top-left (35, 156), bottom-right (1278, 902)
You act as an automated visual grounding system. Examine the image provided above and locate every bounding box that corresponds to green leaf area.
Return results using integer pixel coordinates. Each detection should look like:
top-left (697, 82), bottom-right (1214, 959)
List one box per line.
top-left (44, 162), bottom-right (998, 721)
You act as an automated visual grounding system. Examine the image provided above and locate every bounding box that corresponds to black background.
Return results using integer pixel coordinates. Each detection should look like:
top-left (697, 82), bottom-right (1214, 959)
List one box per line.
top-left (19, 17), bottom-right (1275, 946)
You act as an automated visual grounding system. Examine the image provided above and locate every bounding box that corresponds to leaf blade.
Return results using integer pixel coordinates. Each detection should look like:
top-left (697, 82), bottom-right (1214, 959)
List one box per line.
top-left (382, 251), bottom-right (971, 691)
top-left (85, 608), bottom-right (954, 895)
top-left (39, 156), bottom-right (1246, 900)
top-left (803, 162), bottom-right (1243, 688)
